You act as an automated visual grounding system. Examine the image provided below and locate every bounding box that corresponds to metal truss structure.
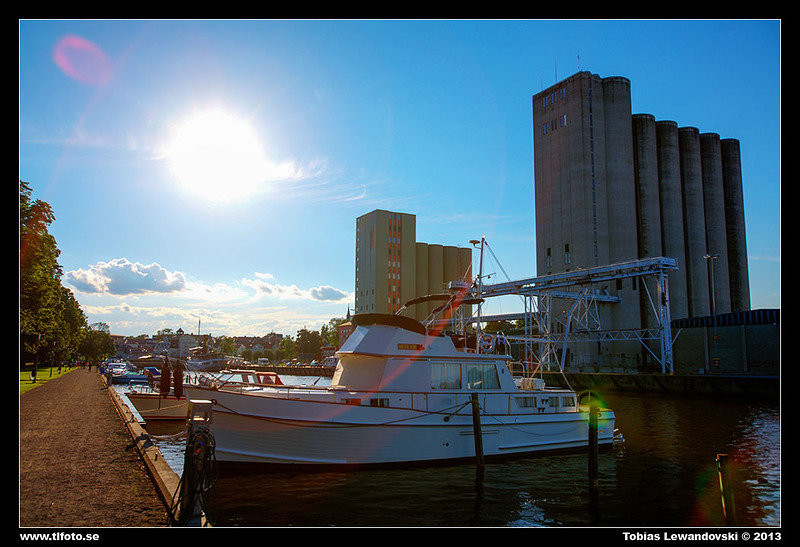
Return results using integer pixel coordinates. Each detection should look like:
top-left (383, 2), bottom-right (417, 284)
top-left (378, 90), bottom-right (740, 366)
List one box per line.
top-left (467, 256), bottom-right (679, 374)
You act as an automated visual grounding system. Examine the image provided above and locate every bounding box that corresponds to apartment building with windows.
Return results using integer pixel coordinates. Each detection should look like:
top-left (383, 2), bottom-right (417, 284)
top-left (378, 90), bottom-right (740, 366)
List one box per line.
top-left (354, 209), bottom-right (472, 322)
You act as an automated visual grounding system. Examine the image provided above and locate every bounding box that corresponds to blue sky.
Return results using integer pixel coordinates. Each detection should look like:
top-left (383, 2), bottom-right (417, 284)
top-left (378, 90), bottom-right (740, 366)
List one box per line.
top-left (19, 19), bottom-right (781, 337)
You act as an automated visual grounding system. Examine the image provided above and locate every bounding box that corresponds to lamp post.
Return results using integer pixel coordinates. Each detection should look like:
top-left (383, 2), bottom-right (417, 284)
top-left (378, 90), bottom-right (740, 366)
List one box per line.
top-left (703, 253), bottom-right (719, 371)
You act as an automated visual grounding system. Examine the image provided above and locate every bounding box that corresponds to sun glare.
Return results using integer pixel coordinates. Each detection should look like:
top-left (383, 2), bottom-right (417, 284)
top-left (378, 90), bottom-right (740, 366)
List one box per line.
top-left (168, 109), bottom-right (267, 202)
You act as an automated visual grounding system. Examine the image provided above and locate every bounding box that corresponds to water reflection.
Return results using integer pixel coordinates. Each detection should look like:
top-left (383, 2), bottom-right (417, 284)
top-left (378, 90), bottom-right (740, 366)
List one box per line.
top-left (131, 382), bottom-right (779, 527)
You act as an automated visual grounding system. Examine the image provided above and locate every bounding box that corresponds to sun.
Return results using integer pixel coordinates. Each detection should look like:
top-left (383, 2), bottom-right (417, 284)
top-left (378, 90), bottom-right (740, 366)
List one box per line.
top-left (167, 109), bottom-right (267, 202)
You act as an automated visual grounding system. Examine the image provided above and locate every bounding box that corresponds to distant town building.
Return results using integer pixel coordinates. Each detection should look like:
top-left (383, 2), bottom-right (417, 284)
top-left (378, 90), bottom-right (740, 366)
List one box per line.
top-left (337, 320), bottom-right (354, 348)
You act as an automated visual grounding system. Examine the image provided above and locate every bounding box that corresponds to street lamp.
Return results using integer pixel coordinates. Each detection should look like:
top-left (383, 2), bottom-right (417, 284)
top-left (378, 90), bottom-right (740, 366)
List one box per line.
top-left (703, 253), bottom-right (719, 371)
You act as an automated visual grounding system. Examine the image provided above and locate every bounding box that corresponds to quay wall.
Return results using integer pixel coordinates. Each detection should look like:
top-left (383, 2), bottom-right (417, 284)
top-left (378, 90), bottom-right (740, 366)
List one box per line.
top-left (536, 371), bottom-right (778, 399)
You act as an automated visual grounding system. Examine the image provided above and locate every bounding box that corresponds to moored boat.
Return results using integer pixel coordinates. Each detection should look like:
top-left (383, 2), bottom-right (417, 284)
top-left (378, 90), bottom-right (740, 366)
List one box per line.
top-left (126, 369), bottom-right (284, 421)
top-left (183, 300), bottom-right (617, 468)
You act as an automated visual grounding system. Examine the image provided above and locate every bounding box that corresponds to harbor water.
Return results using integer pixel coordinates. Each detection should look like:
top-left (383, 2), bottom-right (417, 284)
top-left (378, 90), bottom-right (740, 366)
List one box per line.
top-left (115, 376), bottom-right (780, 527)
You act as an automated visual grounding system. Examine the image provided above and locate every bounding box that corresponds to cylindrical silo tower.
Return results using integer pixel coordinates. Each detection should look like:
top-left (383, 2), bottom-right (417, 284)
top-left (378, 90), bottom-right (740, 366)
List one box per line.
top-left (427, 244), bottom-right (444, 316)
top-left (457, 246), bottom-right (473, 320)
top-left (678, 127), bottom-right (710, 317)
top-left (415, 242), bottom-right (429, 321)
top-left (699, 133), bottom-right (732, 315)
top-left (603, 76), bottom-right (640, 368)
top-left (632, 114), bottom-right (662, 369)
top-left (632, 114), bottom-right (662, 325)
top-left (443, 246), bottom-right (459, 285)
top-left (720, 138), bottom-right (751, 312)
top-left (655, 120), bottom-right (689, 320)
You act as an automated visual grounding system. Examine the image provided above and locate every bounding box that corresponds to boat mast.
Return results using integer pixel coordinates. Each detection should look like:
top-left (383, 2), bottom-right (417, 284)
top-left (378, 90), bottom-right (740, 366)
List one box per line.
top-left (471, 236), bottom-right (485, 353)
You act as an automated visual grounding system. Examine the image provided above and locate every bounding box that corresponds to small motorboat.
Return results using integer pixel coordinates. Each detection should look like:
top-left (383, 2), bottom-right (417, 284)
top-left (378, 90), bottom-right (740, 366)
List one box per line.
top-left (126, 369), bottom-right (284, 421)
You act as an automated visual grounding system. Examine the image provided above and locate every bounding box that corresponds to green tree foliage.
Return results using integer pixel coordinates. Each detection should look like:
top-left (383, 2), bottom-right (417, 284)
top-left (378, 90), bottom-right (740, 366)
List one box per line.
top-left (295, 328), bottom-right (324, 360)
top-left (483, 320), bottom-right (517, 334)
top-left (320, 317), bottom-right (347, 347)
top-left (78, 327), bottom-right (117, 361)
top-left (20, 180), bottom-right (89, 363)
top-left (216, 336), bottom-right (235, 356)
top-left (276, 336), bottom-right (296, 361)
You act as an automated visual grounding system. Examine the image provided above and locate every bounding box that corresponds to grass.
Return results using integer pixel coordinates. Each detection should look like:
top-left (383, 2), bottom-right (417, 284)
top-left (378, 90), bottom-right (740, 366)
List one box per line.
top-left (19, 366), bottom-right (76, 395)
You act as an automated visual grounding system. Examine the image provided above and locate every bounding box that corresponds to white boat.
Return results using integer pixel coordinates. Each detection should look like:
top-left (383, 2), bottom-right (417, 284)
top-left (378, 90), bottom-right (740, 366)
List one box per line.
top-left (184, 349), bottom-right (232, 372)
top-left (126, 369), bottom-right (284, 421)
top-left (183, 309), bottom-right (617, 468)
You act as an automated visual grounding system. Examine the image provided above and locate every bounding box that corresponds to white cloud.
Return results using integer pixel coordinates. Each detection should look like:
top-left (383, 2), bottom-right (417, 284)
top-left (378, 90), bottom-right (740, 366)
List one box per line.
top-left (241, 275), bottom-right (352, 303)
top-left (66, 260), bottom-right (354, 336)
top-left (65, 258), bottom-right (186, 295)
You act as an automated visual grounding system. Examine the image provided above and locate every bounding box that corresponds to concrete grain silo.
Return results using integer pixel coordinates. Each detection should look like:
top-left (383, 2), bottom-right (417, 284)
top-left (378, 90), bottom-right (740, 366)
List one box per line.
top-left (655, 120), bottom-right (689, 320)
top-left (530, 70), bottom-right (753, 372)
top-left (632, 113), bottom-right (663, 333)
top-left (427, 244), bottom-right (444, 316)
top-left (457, 246), bottom-right (473, 319)
top-left (720, 138), bottom-right (751, 312)
top-left (678, 127), bottom-right (711, 317)
top-left (415, 242), bottom-right (429, 320)
top-left (699, 133), bottom-right (732, 314)
top-left (443, 245), bottom-right (459, 286)
top-left (603, 76), bottom-right (640, 366)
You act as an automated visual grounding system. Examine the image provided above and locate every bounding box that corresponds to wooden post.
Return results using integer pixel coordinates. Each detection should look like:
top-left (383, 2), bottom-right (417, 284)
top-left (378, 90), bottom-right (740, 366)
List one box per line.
top-left (588, 393), bottom-right (599, 495)
top-left (470, 393), bottom-right (485, 469)
top-left (716, 454), bottom-right (737, 525)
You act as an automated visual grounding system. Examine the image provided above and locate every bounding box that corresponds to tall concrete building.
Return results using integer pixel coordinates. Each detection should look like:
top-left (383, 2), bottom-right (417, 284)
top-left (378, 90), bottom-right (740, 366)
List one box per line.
top-left (354, 209), bottom-right (472, 322)
top-left (532, 71), bottom-right (750, 370)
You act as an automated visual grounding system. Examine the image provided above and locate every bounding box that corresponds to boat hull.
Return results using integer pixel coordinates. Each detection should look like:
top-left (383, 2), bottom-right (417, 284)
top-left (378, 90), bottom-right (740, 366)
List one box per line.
top-left (184, 386), bottom-right (616, 466)
top-left (126, 392), bottom-right (188, 421)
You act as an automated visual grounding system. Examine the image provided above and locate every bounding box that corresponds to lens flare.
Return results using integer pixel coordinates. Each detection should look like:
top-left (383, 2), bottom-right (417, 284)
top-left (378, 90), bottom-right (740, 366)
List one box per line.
top-left (52, 34), bottom-right (112, 87)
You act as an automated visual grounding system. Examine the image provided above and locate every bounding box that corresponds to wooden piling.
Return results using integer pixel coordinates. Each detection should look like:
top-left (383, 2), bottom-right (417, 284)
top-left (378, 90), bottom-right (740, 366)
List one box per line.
top-left (588, 394), bottom-right (599, 495)
top-left (470, 393), bottom-right (485, 469)
top-left (716, 454), bottom-right (737, 525)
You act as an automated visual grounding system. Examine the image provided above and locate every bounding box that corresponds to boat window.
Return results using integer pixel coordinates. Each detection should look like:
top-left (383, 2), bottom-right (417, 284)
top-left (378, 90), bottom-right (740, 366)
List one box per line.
top-left (514, 396), bottom-right (536, 408)
top-left (561, 396), bottom-right (576, 407)
top-left (465, 363), bottom-right (500, 390)
top-left (431, 362), bottom-right (461, 389)
top-left (369, 398), bottom-right (389, 407)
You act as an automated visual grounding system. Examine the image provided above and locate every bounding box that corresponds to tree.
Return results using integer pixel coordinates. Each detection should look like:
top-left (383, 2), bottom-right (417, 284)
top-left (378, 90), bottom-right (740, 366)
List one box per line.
top-left (276, 337), bottom-right (296, 361)
top-left (53, 287), bottom-right (88, 361)
top-left (79, 328), bottom-right (116, 361)
top-left (90, 322), bottom-right (110, 333)
top-left (321, 317), bottom-right (347, 347)
top-left (483, 320), bottom-right (517, 334)
top-left (217, 336), bottom-right (235, 356)
top-left (295, 328), bottom-right (324, 360)
top-left (19, 180), bottom-right (91, 364)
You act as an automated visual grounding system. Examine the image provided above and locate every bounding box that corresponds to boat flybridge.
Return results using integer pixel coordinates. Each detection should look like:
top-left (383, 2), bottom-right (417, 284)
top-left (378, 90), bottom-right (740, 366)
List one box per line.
top-left (183, 284), bottom-right (617, 467)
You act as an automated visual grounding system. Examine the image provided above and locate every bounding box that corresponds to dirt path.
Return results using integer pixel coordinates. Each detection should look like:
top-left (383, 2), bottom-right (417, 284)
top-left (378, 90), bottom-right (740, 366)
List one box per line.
top-left (20, 368), bottom-right (168, 527)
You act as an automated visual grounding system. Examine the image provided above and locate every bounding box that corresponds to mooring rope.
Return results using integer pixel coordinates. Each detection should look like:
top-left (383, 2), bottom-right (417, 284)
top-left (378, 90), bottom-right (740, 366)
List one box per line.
top-left (209, 397), bottom-right (477, 429)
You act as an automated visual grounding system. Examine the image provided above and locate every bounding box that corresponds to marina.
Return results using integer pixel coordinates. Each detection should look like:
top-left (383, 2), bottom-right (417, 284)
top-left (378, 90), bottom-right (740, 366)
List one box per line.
top-left (111, 371), bottom-right (779, 527)
top-left (19, 19), bottom-right (781, 536)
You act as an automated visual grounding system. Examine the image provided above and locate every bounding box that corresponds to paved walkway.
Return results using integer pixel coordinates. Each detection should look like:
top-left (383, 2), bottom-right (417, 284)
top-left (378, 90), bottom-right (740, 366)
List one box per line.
top-left (20, 368), bottom-right (168, 527)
